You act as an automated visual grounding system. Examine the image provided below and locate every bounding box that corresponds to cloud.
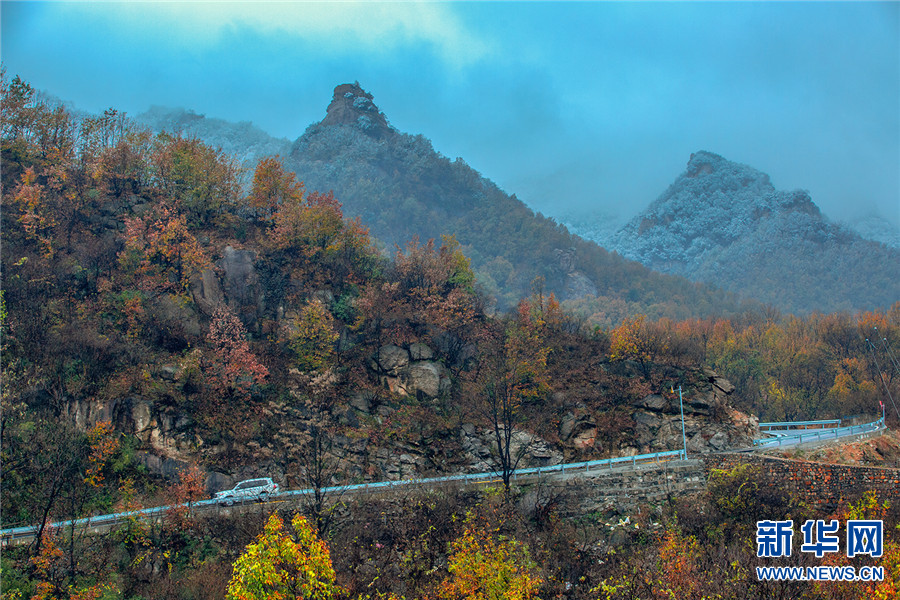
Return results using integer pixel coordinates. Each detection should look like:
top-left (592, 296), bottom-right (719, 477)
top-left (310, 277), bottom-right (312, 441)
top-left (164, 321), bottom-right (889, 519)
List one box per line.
top-left (56, 1), bottom-right (491, 68)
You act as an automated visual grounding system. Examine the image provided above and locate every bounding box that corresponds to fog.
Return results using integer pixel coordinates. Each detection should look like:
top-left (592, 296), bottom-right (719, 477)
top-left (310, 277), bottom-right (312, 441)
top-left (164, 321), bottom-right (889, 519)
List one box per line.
top-left (2, 1), bottom-right (897, 228)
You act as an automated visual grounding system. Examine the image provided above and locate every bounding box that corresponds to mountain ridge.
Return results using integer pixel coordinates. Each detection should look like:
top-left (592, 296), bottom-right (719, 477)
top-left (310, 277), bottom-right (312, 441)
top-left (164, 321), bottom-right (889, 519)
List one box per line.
top-left (609, 150), bottom-right (899, 313)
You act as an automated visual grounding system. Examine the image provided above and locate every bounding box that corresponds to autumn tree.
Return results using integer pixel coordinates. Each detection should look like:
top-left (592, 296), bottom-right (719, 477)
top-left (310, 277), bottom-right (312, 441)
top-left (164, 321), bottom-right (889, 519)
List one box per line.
top-left (268, 186), bottom-right (377, 289)
top-left (11, 166), bottom-right (57, 258)
top-left (358, 236), bottom-right (481, 355)
top-left (165, 464), bottom-right (207, 529)
top-left (226, 513), bottom-right (342, 600)
top-left (150, 133), bottom-right (240, 228)
top-left (248, 155), bottom-right (304, 218)
top-left (608, 314), bottom-right (663, 376)
top-left (438, 513), bottom-right (542, 600)
top-left (120, 202), bottom-right (210, 298)
top-left (287, 299), bottom-right (340, 373)
top-left (200, 305), bottom-right (269, 438)
top-left (473, 298), bottom-right (550, 493)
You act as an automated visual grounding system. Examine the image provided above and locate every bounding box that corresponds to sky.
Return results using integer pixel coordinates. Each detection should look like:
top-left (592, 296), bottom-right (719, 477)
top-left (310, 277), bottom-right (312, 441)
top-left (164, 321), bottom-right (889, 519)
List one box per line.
top-left (2, 1), bottom-right (898, 228)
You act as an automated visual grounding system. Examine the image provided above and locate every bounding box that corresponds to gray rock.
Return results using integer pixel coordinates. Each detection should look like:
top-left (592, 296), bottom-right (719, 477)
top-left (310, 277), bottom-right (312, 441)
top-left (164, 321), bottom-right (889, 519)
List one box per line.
top-left (349, 392), bottom-right (372, 414)
top-left (632, 411), bottom-right (661, 428)
top-left (206, 471), bottom-right (234, 494)
top-left (712, 376), bottom-right (735, 395)
top-left (708, 431), bottom-right (729, 451)
top-left (404, 361), bottom-right (445, 398)
top-left (559, 412), bottom-right (577, 440)
top-left (633, 394), bottom-right (669, 411)
top-left (217, 246), bottom-right (261, 320)
top-left (408, 342), bottom-right (434, 361)
top-left (190, 268), bottom-right (225, 315)
top-left (376, 345), bottom-right (409, 374)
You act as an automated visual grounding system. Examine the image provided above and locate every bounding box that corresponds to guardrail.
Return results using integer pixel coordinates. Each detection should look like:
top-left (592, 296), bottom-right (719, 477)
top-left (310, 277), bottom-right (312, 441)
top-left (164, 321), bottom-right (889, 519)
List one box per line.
top-left (753, 417), bottom-right (885, 448)
top-left (758, 419), bottom-right (841, 431)
top-left (1, 449), bottom-right (688, 545)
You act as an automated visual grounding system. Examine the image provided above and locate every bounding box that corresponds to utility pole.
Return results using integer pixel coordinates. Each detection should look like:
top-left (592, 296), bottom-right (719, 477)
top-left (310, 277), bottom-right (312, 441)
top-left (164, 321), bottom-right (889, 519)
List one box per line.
top-left (673, 385), bottom-right (688, 459)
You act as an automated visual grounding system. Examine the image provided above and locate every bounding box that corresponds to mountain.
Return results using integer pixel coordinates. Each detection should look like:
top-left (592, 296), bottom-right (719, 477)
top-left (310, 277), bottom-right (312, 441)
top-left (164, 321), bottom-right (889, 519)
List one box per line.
top-left (135, 105), bottom-right (291, 169)
top-left (841, 214), bottom-right (900, 250)
top-left (282, 83), bottom-right (743, 316)
top-left (608, 151), bottom-right (900, 314)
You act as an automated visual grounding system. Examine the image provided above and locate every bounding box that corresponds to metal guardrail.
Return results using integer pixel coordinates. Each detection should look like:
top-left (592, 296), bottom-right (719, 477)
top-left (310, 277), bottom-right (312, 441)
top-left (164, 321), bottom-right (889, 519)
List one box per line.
top-left (758, 419), bottom-right (841, 431)
top-left (4, 415), bottom-right (890, 546)
top-left (753, 417), bottom-right (885, 448)
top-left (1, 448), bottom-right (687, 545)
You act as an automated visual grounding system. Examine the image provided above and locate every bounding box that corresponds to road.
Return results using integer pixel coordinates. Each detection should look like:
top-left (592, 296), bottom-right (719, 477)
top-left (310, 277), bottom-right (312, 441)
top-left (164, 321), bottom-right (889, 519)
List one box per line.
top-left (2, 416), bottom-right (887, 546)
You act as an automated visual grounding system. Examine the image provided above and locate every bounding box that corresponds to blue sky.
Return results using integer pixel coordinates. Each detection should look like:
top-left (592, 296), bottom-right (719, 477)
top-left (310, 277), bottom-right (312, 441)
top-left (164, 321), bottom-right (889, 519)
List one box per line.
top-left (2, 1), bottom-right (898, 226)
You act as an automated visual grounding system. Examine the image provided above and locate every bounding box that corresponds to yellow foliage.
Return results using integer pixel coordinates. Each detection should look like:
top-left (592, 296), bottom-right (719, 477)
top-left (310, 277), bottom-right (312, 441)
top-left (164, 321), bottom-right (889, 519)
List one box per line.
top-left (438, 514), bottom-right (542, 600)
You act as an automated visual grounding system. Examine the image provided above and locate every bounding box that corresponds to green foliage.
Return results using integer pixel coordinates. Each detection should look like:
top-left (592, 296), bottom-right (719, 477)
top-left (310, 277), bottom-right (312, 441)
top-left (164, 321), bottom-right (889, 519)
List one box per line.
top-left (288, 299), bottom-right (340, 372)
top-left (151, 133), bottom-right (240, 228)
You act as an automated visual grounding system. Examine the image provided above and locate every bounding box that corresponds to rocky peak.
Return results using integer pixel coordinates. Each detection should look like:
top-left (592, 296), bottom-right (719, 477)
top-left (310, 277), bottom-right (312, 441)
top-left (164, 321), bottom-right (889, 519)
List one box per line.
top-left (318, 82), bottom-right (393, 138)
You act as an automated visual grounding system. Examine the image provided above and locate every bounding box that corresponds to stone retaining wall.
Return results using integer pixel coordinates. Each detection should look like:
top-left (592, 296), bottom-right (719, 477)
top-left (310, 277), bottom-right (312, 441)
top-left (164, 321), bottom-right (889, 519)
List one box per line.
top-left (700, 453), bottom-right (900, 509)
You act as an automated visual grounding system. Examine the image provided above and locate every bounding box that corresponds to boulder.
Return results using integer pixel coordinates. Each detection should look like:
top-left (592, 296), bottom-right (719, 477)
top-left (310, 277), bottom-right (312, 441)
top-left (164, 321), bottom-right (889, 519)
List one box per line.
top-left (190, 268), bottom-right (224, 315)
top-left (712, 376), bottom-right (735, 395)
top-left (408, 342), bottom-right (434, 361)
top-left (376, 345), bottom-right (409, 374)
top-left (217, 246), bottom-right (261, 322)
top-left (403, 361), bottom-right (449, 398)
top-left (632, 394), bottom-right (669, 412)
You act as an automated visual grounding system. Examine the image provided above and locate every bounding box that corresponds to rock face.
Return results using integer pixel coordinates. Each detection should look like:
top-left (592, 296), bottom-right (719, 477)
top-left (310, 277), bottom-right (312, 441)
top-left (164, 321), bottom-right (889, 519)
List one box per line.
top-left (460, 423), bottom-right (563, 473)
top-left (369, 344), bottom-right (451, 399)
top-left (627, 371), bottom-right (757, 454)
top-left (217, 245), bottom-right (263, 326)
top-left (190, 268), bottom-right (225, 315)
top-left (319, 83), bottom-right (394, 139)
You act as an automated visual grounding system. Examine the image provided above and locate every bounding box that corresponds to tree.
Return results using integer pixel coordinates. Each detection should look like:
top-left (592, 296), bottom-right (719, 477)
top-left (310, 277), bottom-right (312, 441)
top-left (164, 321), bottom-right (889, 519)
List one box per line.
top-left (608, 315), bottom-right (661, 376)
top-left (438, 513), bottom-right (542, 600)
top-left (287, 299), bottom-right (340, 373)
top-left (248, 155), bottom-right (304, 219)
top-left (225, 513), bottom-right (342, 600)
top-left (296, 423), bottom-right (345, 536)
top-left (165, 464), bottom-right (206, 529)
top-left (205, 305), bottom-right (269, 401)
top-left (357, 236), bottom-right (480, 351)
top-left (199, 306), bottom-right (269, 439)
top-left (150, 133), bottom-right (240, 228)
top-left (120, 202), bottom-right (210, 298)
top-left (474, 299), bottom-right (550, 493)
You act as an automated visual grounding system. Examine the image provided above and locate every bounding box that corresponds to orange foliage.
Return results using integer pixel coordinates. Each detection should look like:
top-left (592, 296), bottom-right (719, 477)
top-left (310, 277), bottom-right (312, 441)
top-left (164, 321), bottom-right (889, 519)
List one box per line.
top-left (121, 202), bottom-right (210, 296)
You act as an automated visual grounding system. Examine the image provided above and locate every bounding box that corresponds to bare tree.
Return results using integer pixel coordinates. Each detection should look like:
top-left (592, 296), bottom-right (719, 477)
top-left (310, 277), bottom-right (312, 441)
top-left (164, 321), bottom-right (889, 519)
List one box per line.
top-left (474, 310), bottom-right (550, 494)
top-left (296, 422), bottom-right (346, 535)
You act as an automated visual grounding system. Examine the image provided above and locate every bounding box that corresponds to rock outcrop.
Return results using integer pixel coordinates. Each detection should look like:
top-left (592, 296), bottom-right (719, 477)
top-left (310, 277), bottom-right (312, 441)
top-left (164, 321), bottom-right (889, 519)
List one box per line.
top-left (369, 344), bottom-right (451, 399)
top-left (318, 82), bottom-right (394, 139)
top-left (627, 371), bottom-right (756, 454)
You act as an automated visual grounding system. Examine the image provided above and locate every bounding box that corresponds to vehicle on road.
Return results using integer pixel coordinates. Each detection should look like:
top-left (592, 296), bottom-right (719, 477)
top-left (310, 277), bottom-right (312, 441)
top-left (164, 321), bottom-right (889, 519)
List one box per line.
top-left (214, 478), bottom-right (279, 506)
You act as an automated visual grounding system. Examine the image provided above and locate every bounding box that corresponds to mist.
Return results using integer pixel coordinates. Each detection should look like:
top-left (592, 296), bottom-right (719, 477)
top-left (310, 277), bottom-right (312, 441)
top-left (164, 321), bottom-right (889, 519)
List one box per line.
top-left (2, 1), bottom-right (897, 229)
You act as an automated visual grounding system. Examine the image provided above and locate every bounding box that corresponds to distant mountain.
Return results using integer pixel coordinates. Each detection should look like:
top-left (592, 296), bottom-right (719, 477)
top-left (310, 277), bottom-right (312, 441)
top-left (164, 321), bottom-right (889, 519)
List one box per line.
top-left (841, 214), bottom-right (900, 250)
top-left (609, 151), bottom-right (900, 313)
top-left (135, 106), bottom-right (291, 169)
top-left (282, 84), bottom-right (743, 315)
top-left (555, 208), bottom-right (624, 251)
